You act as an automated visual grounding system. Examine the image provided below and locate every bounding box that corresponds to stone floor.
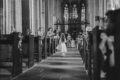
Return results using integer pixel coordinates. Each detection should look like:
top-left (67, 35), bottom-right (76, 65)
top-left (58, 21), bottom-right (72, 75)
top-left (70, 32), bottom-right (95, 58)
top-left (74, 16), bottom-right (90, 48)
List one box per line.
top-left (12, 48), bottom-right (88, 80)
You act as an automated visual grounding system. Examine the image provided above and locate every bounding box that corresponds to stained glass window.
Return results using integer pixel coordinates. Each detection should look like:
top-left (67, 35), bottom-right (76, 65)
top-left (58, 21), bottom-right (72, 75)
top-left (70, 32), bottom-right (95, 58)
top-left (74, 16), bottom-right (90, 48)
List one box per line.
top-left (81, 4), bottom-right (85, 22)
top-left (63, 3), bottom-right (79, 24)
top-left (72, 4), bottom-right (78, 19)
top-left (64, 4), bottom-right (69, 24)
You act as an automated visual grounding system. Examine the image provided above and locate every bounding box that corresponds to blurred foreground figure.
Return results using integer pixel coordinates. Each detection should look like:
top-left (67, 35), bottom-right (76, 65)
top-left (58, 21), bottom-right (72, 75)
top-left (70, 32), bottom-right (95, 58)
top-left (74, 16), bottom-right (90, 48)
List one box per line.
top-left (99, 9), bottom-right (120, 80)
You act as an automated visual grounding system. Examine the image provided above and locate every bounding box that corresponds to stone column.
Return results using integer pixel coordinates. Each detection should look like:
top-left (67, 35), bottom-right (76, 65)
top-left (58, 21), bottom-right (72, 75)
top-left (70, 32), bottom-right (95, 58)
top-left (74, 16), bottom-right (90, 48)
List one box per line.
top-left (39, 0), bottom-right (42, 30)
top-left (34, 0), bottom-right (38, 36)
top-left (29, 0), bottom-right (35, 35)
top-left (87, 0), bottom-right (96, 28)
top-left (44, 0), bottom-right (49, 58)
top-left (85, 0), bottom-right (89, 23)
top-left (37, 0), bottom-right (40, 35)
top-left (2, 0), bottom-right (22, 34)
top-left (104, 0), bottom-right (107, 16)
top-left (15, 0), bottom-right (22, 33)
top-left (29, 0), bottom-right (41, 35)
top-left (41, 0), bottom-right (45, 33)
top-left (38, 0), bottom-right (44, 34)
top-left (48, 0), bottom-right (50, 28)
top-left (45, 0), bottom-right (48, 36)
top-left (3, 0), bottom-right (6, 34)
top-left (48, 0), bottom-right (54, 29)
top-left (4, 0), bottom-right (11, 34)
top-left (53, 0), bottom-right (56, 30)
top-left (99, 0), bottom-right (104, 17)
top-left (52, 0), bottom-right (56, 30)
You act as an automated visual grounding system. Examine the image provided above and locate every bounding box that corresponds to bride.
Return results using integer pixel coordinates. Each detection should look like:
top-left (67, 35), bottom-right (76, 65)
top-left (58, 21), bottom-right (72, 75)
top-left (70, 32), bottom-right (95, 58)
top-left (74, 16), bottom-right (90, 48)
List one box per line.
top-left (57, 33), bottom-right (67, 56)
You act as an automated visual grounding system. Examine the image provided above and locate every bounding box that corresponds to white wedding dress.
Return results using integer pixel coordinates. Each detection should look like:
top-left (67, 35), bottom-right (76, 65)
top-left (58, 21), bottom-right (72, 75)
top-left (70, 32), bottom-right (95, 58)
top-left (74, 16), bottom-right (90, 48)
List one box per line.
top-left (61, 42), bottom-right (67, 53)
top-left (60, 39), bottom-right (67, 56)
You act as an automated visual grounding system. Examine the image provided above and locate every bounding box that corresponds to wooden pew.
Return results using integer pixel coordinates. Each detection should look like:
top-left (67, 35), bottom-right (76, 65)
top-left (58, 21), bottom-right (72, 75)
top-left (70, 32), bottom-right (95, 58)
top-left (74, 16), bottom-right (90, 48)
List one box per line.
top-left (22, 35), bottom-right (34, 68)
top-left (87, 32), bottom-right (93, 80)
top-left (51, 38), bottom-right (55, 54)
top-left (48, 38), bottom-right (52, 56)
top-left (34, 36), bottom-right (42, 62)
top-left (47, 38), bottom-right (50, 56)
top-left (41, 38), bottom-right (46, 59)
top-left (0, 32), bottom-right (22, 77)
top-left (77, 30), bottom-right (103, 80)
top-left (40, 37), bottom-right (57, 59)
top-left (53, 38), bottom-right (56, 53)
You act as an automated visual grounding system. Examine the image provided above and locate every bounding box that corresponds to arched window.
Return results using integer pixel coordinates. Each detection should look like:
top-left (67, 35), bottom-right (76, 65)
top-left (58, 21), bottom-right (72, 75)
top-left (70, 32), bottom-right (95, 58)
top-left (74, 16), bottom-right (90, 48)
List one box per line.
top-left (64, 4), bottom-right (69, 24)
top-left (63, 3), bottom-right (79, 24)
top-left (72, 4), bottom-right (78, 19)
top-left (81, 4), bottom-right (85, 22)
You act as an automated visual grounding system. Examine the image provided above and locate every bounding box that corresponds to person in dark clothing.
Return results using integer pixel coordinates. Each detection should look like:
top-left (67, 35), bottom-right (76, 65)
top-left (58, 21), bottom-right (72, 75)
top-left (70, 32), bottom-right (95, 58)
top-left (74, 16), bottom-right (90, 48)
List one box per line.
top-left (92, 16), bottom-right (104, 80)
top-left (104, 9), bottom-right (120, 80)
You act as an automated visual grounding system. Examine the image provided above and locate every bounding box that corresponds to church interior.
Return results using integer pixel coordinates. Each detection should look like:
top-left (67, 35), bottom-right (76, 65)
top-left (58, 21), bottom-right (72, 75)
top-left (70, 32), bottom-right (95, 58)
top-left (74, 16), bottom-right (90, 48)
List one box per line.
top-left (0, 0), bottom-right (120, 80)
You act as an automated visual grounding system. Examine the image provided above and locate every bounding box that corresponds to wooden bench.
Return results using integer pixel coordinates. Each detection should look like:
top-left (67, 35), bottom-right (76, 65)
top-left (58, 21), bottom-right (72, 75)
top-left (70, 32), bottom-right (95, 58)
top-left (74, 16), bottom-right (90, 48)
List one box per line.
top-left (22, 35), bottom-right (34, 68)
top-left (0, 32), bottom-right (22, 77)
top-left (34, 36), bottom-right (42, 62)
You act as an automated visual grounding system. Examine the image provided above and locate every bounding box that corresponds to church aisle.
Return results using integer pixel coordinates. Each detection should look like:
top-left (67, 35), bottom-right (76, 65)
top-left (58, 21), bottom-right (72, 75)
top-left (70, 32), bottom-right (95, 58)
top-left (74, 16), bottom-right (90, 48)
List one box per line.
top-left (12, 48), bottom-right (88, 80)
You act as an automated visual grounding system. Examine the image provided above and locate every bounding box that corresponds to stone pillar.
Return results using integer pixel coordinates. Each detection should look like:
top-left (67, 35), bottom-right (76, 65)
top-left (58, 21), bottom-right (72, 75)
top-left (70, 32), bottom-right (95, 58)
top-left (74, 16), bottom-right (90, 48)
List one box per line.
top-left (52, 0), bottom-right (57, 30)
top-left (29, 0), bottom-right (32, 34)
top-left (48, 0), bottom-right (51, 28)
top-left (11, 0), bottom-right (15, 32)
top-left (52, 0), bottom-right (56, 30)
top-left (41, 0), bottom-right (45, 33)
top-left (86, 0), bottom-right (89, 23)
top-left (39, 0), bottom-right (42, 29)
top-left (3, 0), bottom-right (6, 34)
top-left (48, 0), bottom-right (55, 29)
top-left (38, 0), bottom-right (44, 34)
top-left (37, 0), bottom-right (40, 35)
top-left (0, 0), bottom-right (3, 35)
top-left (45, 0), bottom-right (48, 36)
top-left (29, 0), bottom-right (41, 36)
top-left (2, 0), bottom-right (22, 34)
top-left (5, 0), bottom-right (11, 34)
top-left (29, 0), bottom-right (35, 35)
top-left (15, 0), bottom-right (22, 33)
top-left (99, 0), bottom-right (104, 17)
top-left (33, 0), bottom-right (38, 36)
top-left (87, 0), bottom-right (97, 28)
top-left (44, 0), bottom-right (49, 58)
top-left (104, 0), bottom-right (107, 16)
